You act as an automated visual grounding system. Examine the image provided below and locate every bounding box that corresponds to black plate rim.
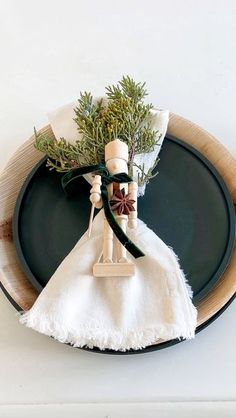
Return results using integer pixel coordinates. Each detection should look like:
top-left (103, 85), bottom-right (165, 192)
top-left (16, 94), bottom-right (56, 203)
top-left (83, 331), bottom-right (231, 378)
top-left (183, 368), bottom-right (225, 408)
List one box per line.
top-left (13, 135), bottom-right (236, 300)
top-left (11, 135), bottom-right (236, 354)
top-left (13, 156), bottom-right (48, 293)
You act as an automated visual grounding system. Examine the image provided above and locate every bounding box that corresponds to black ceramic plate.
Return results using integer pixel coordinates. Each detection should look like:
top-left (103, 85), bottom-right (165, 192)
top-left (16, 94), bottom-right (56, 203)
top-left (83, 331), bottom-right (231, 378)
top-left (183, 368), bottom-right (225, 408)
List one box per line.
top-left (12, 135), bottom-right (235, 352)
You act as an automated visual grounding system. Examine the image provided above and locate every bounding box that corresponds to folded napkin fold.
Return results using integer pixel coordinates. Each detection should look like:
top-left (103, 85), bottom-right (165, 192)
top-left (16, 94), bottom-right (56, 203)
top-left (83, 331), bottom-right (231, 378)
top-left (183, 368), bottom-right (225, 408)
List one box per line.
top-left (20, 210), bottom-right (197, 351)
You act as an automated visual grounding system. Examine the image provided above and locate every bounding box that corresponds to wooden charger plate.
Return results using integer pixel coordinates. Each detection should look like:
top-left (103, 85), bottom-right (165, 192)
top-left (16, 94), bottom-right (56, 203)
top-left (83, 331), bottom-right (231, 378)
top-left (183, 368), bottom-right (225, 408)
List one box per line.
top-left (0, 113), bottom-right (236, 354)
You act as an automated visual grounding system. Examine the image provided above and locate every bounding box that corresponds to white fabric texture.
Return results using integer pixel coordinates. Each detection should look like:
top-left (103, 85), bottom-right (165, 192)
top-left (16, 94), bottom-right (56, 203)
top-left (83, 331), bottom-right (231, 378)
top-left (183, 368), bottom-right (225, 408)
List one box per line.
top-left (48, 101), bottom-right (169, 196)
top-left (20, 210), bottom-right (197, 351)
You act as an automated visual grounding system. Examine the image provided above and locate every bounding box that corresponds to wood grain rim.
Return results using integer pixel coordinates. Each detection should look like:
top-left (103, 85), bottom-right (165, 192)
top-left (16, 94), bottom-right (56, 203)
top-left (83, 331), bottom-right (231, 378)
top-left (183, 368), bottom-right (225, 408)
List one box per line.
top-left (0, 113), bottom-right (235, 341)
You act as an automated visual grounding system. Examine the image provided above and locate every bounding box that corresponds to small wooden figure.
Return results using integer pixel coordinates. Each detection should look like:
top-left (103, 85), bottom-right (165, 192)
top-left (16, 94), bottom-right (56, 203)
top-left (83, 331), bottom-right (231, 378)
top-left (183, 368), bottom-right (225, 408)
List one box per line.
top-left (90, 139), bottom-right (138, 277)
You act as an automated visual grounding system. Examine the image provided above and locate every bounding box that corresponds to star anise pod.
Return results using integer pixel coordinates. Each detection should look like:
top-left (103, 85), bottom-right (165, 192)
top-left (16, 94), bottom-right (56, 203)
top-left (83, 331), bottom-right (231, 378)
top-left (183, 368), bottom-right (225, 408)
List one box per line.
top-left (109, 188), bottom-right (135, 215)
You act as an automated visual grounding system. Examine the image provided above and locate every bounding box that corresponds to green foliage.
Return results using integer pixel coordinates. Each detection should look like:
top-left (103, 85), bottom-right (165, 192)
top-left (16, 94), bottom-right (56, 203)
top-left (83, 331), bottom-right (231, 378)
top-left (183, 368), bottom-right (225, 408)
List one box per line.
top-left (34, 76), bottom-right (161, 183)
top-left (133, 158), bottom-right (160, 187)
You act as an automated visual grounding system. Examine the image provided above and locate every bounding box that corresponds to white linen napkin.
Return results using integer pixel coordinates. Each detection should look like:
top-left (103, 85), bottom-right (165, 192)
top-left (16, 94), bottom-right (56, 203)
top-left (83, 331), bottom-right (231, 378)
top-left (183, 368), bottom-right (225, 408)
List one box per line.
top-left (20, 210), bottom-right (197, 351)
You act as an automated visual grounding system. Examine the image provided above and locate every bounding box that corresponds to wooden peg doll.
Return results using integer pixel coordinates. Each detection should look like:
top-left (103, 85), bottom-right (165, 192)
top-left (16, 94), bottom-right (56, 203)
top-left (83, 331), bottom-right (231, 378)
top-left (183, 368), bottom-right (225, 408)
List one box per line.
top-left (90, 139), bottom-right (138, 277)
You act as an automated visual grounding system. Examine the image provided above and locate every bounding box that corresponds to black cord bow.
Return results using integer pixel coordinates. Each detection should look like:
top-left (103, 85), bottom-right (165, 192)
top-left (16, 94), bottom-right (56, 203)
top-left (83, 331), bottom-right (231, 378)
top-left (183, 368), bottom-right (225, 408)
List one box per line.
top-left (62, 164), bottom-right (145, 259)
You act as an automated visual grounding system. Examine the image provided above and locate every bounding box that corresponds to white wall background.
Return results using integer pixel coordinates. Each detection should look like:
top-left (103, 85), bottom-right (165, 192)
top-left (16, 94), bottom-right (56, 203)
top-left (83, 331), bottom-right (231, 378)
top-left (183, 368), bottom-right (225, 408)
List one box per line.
top-left (0, 0), bottom-right (235, 416)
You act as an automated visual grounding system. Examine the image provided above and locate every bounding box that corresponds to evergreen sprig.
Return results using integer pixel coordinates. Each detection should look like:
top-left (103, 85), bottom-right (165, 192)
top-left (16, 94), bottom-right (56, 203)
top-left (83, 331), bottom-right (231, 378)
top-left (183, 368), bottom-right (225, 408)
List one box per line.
top-left (34, 76), bottom-right (161, 183)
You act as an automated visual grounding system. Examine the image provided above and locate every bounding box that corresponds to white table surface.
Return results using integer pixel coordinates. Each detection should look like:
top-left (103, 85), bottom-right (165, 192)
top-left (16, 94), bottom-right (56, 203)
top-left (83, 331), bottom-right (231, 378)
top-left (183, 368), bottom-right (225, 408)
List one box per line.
top-left (0, 0), bottom-right (235, 416)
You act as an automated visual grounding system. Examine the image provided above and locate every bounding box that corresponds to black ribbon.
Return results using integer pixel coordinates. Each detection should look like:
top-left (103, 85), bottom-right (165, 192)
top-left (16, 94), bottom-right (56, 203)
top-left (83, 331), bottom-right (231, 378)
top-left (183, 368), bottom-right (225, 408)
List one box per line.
top-left (62, 164), bottom-right (145, 259)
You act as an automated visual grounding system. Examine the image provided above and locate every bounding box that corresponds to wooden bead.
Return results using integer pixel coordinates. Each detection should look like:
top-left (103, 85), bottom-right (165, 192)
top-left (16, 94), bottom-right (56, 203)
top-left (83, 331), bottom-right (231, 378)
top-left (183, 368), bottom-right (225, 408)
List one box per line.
top-left (128, 181), bottom-right (137, 229)
top-left (90, 175), bottom-right (102, 205)
top-left (90, 192), bottom-right (101, 204)
top-left (90, 184), bottom-right (101, 194)
top-left (92, 174), bottom-right (102, 185)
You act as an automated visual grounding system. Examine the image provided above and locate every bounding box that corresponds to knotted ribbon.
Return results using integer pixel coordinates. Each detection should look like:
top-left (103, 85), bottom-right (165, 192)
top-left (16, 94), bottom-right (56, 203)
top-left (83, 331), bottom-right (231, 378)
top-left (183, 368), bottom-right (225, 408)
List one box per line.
top-left (62, 164), bottom-right (145, 259)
